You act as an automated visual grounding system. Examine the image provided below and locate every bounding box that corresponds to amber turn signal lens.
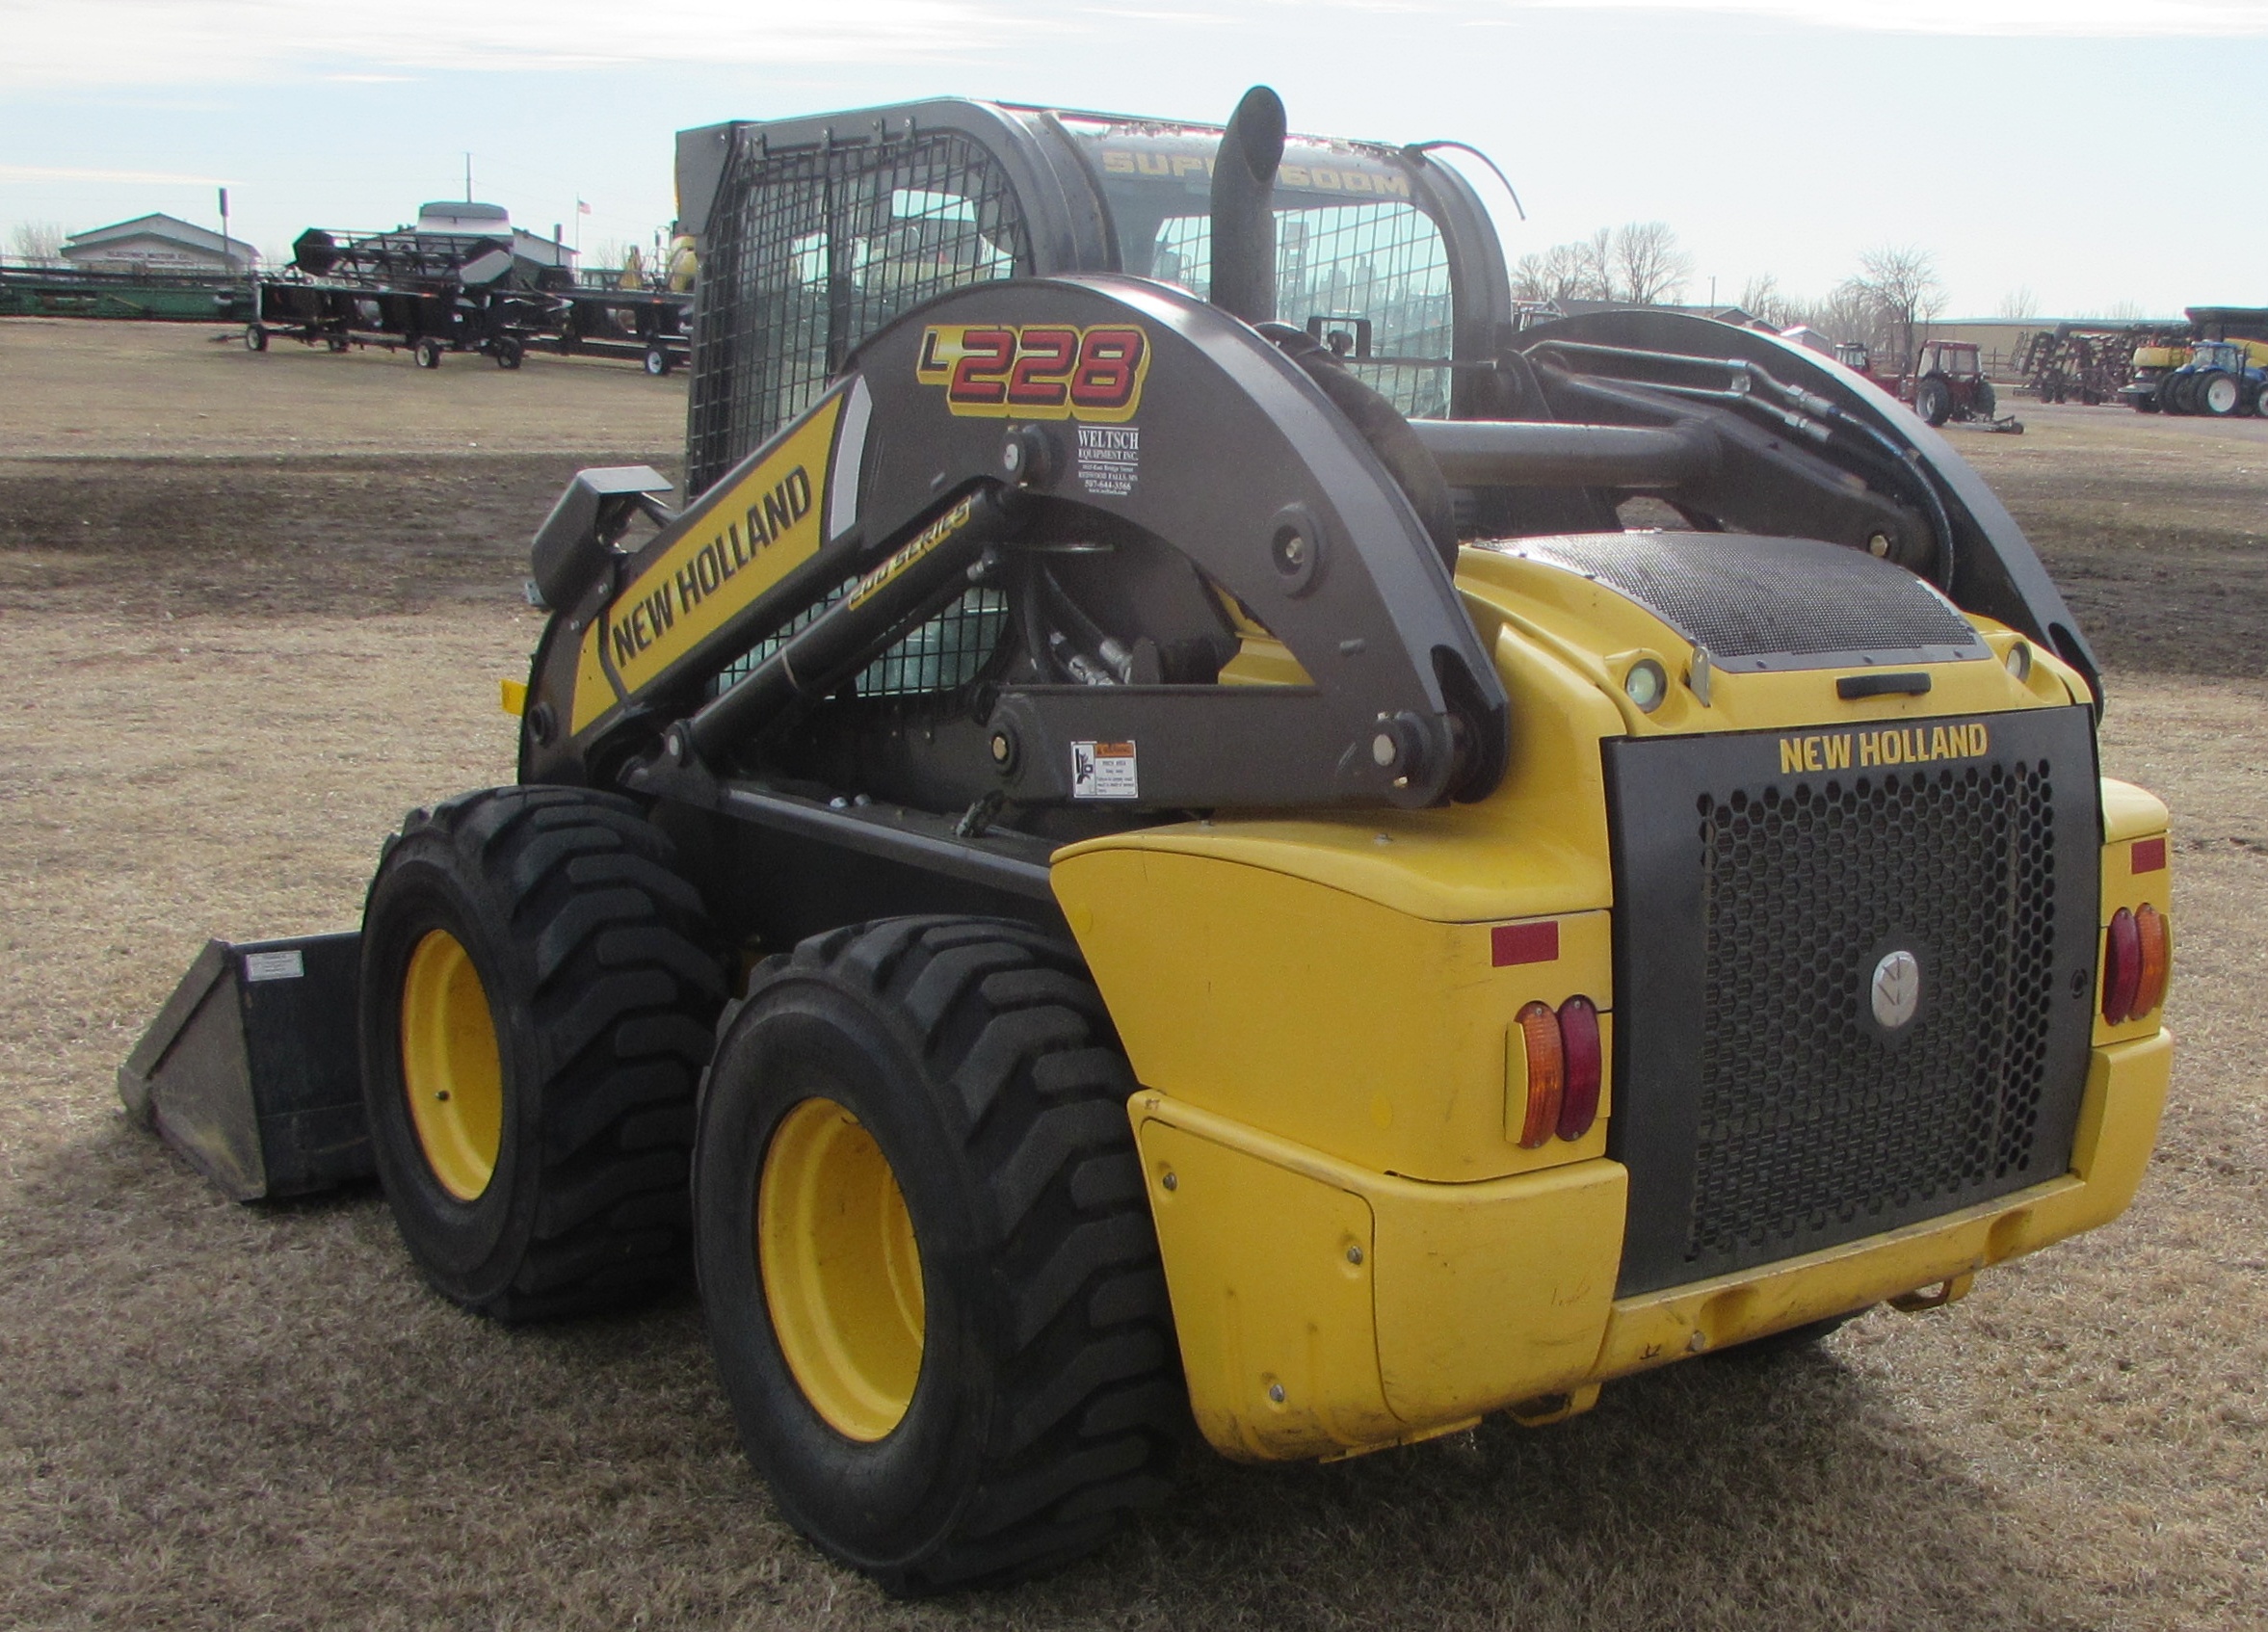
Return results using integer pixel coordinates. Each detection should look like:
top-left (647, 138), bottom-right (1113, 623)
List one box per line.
top-left (1556, 996), bottom-right (1602, 1142)
top-left (1516, 1001), bottom-right (1564, 1148)
top-left (2132, 904), bottom-right (2171, 1019)
top-left (2102, 908), bottom-right (2141, 1024)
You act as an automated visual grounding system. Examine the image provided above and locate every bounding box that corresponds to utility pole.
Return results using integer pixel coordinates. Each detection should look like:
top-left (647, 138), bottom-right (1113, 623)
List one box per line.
top-left (464, 153), bottom-right (473, 202)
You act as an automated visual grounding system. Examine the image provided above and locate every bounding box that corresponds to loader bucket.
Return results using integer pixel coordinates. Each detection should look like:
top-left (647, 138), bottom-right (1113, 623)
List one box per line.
top-left (119, 933), bottom-right (371, 1201)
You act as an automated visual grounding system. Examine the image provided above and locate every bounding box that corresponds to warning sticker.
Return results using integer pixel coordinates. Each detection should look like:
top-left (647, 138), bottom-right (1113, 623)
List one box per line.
top-left (1076, 424), bottom-right (1140, 499)
top-left (1071, 740), bottom-right (1140, 800)
top-left (243, 949), bottom-right (304, 982)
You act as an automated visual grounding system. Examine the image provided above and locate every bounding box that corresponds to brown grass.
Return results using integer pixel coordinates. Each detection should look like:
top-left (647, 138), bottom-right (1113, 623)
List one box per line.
top-left (0, 324), bottom-right (2260, 1631)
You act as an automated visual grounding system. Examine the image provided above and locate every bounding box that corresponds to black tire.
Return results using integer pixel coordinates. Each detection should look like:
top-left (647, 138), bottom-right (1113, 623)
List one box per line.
top-left (326, 334), bottom-right (350, 354)
top-left (244, 324), bottom-right (267, 353)
top-left (644, 345), bottom-right (672, 377)
top-left (2162, 373), bottom-right (2194, 415)
top-left (493, 337), bottom-right (524, 370)
top-left (695, 916), bottom-right (1182, 1593)
top-left (413, 337), bottom-right (443, 369)
top-left (2255, 382), bottom-right (2268, 418)
top-left (1913, 375), bottom-right (1952, 426)
top-left (359, 786), bottom-right (725, 1320)
top-left (2200, 370), bottom-right (2241, 417)
top-left (1974, 380), bottom-right (1997, 420)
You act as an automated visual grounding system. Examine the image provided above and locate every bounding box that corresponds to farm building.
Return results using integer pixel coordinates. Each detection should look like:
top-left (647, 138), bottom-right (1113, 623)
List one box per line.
top-left (62, 214), bottom-right (256, 274)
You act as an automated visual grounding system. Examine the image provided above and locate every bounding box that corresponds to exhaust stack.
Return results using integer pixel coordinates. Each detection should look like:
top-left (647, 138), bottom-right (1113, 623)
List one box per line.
top-left (1209, 86), bottom-right (1285, 326)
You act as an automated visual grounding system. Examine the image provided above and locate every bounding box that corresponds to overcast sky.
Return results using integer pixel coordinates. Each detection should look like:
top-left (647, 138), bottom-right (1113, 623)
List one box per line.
top-left (4, 0), bottom-right (2263, 318)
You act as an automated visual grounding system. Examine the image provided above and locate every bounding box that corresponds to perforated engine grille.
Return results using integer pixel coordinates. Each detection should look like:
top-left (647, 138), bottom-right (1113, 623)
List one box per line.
top-left (1689, 766), bottom-right (2057, 1267)
top-left (1522, 534), bottom-right (1985, 669)
top-left (1604, 709), bottom-right (2100, 1295)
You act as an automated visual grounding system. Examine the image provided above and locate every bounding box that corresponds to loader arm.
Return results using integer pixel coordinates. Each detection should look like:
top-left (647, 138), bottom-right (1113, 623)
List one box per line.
top-left (519, 275), bottom-right (1512, 814)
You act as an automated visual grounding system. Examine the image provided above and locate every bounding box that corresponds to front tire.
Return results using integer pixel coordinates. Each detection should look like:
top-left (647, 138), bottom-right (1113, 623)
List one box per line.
top-left (360, 786), bottom-right (724, 1320)
top-left (695, 917), bottom-right (1182, 1593)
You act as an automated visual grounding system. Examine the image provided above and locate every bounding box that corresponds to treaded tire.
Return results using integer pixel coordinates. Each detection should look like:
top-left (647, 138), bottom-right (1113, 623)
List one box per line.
top-left (359, 785), bottom-right (725, 1320)
top-left (695, 916), bottom-right (1182, 1594)
top-left (1914, 376), bottom-right (1952, 427)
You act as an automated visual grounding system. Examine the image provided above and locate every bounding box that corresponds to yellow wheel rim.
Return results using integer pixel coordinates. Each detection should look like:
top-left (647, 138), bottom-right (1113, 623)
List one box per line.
top-left (757, 1097), bottom-right (926, 1441)
top-left (400, 929), bottom-right (504, 1201)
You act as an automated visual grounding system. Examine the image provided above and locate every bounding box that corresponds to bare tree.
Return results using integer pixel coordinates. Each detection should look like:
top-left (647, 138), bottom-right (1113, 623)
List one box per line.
top-left (1739, 272), bottom-right (1789, 327)
top-left (1997, 285), bottom-right (2039, 320)
top-left (1511, 238), bottom-right (1605, 304)
top-left (1512, 222), bottom-right (1691, 306)
top-left (1614, 221), bottom-right (1692, 305)
top-left (9, 222), bottom-right (65, 266)
top-left (1853, 245), bottom-right (1944, 370)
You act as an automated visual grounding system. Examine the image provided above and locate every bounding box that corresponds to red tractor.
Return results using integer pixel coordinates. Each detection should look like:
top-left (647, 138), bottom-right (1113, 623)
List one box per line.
top-left (1834, 339), bottom-right (2012, 430)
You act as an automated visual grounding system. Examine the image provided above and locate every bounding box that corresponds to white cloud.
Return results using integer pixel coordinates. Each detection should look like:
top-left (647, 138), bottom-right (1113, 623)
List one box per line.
top-left (0, 163), bottom-right (226, 184)
top-left (0, 0), bottom-right (1026, 88)
top-left (1459, 0), bottom-right (2268, 36)
top-left (3, 0), bottom-right (2260, 91)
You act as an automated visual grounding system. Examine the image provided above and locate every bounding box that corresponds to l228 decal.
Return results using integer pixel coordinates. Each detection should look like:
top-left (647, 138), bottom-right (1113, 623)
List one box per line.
top-left (916, 323), bottom-right (1148, 421)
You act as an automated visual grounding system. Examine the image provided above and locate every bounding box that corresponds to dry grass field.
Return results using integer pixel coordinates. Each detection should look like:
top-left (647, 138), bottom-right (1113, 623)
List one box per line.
top-left (0, 317), bottom-right (2261, 1631)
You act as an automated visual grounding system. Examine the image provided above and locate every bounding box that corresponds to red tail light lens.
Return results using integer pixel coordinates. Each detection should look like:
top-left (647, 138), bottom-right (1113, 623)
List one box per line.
top-left (2102, 908), bottom-right (2141, 1024)
top-left (1516, 1002), bottom-right (1563, 1148)
top-left (1557, 996), bottom-right (1602, 1142)
top-left (2133, 904), bottom-right (2171, 1019)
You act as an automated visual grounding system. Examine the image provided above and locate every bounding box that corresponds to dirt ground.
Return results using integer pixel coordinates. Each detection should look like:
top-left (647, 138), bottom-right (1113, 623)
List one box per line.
top-left (0, 318), bottom-right (2261, 1631)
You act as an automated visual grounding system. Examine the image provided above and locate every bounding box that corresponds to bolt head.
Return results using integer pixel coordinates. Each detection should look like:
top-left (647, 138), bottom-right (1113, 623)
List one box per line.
top-left (1371, 731), bottom-right (1397, 767)
top-left (1161, 1171), bottom-right (1177, 1192)
top-left (1000, 438), bottom-right (1024, 475)
top-left (1868, 533), bottom-right (1892, 558)
top-left (989, 731), bottom-right (1011, 764)
top-left (1267, 1382), bottom-right (1286, 1404)
top-left (1346, 1246), bottom-right (1364, 1265)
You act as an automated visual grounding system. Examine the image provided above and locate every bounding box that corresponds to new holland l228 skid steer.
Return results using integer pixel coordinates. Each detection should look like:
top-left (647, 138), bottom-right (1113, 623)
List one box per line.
top-left (126, 88), bottom-right (2175, 1591)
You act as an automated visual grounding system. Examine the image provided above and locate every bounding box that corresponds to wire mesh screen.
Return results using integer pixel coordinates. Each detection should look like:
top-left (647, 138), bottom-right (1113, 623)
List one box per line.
top-left (686, 131), bottom-right (1032, 496)
top-left (1147, 202), bottom-right (1452, 415)
top-left (710, 586), bottom-right (1009, 700)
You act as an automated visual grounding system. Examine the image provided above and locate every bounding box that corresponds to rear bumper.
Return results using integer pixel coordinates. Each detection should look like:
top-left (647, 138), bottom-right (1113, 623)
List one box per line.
top-left (1135, 1029), bottom-right (2171, 1461)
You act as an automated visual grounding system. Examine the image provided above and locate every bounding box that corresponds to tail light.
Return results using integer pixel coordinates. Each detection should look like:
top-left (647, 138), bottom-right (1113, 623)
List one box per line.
top-left (1557, 997), bottom-right (1602, 1142)
top-left (1515, 1003), bottom-right (1563, 1148)
top-left (2133, 904), bottom-right (2172, 1018)
top-left (2103, 906), bottom-right (2171, 1025)
top-left (2102, 908), bottom-right (2141, 1023)
top-left (1516, 996), bottom-right (1603, 1148)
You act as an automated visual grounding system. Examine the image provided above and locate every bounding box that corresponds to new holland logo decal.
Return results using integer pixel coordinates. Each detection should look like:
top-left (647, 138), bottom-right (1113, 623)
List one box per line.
top-left (1778, 720), bottom-right (1991, 775)
top-left (916, 323), bottom-right (1148, 421)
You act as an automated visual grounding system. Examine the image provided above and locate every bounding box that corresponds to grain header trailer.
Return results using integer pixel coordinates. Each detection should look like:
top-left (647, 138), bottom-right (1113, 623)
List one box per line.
top-left (126, 88), bottom-right (2175, 1593)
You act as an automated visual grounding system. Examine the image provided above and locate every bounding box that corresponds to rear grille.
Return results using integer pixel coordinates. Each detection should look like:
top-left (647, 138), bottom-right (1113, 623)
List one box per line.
top-left (1689, 766), bottom-right (2057, 1268)
top-left (1604, 709), bottom-right (2100, 1295)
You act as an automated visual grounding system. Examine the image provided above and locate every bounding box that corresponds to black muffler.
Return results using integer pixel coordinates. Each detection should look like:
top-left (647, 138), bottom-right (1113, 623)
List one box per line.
top-left (1209, 86), bottom-right (1285, 326)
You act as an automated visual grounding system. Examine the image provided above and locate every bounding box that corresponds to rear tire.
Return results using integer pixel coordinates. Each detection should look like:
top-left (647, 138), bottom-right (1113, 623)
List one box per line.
top-left (1973, 380), bottom-right (1997, 420)
top-left (413, 337), bottom-right (443, 369)
top-left (1913, 376), bottom-right (1952, 426)
top-left (644, 345), bottom-right (672, 377)
top-left (243, 324), bottom-right (267, 353)
top-left (2201, 371), bottom-right (2240, 417)
top-left (695, 916), bottom-right (1182, 1593)
top-left (359, 786), bottom-right (725, 1320)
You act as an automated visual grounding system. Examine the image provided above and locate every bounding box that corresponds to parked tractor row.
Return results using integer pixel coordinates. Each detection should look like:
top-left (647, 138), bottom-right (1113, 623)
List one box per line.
top-left (2120, 338), bottom-right (2268, 416)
